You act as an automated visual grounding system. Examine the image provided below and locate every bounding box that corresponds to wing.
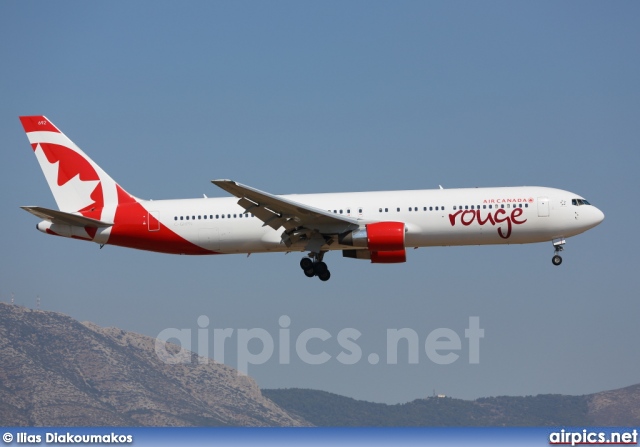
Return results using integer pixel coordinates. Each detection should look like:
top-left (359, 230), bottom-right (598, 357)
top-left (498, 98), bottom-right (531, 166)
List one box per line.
top-left (21, 206), bottom-right (113, 228)
top-left (212, 180), bottom-right (360, 252)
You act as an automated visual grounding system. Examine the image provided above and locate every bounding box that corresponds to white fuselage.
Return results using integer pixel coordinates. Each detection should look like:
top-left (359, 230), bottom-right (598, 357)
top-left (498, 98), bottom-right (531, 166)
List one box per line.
top-left (134, 186), bottom-right (603, 255)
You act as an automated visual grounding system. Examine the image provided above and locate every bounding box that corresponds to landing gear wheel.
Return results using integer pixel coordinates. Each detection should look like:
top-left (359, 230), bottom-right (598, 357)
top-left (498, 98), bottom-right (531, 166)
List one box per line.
top-left (313, 261), bottom-right (328, 275)
top-left (300, 257), bottom-right (313, 270)
top-left (550, 238), bottom-right (565, 267)
top-left (300, 251), bottom-right (331, 280)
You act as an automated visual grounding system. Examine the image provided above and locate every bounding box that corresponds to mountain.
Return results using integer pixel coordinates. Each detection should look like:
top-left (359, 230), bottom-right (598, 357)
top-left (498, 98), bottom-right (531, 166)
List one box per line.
top-left (588, 383), bottom-right (640, 426)
top-left (3, 301), bottom-right (637, 427)
top-left (0, 303), bottom-right (307, 426)
top-left (263, 384), bottom-right (640, 427)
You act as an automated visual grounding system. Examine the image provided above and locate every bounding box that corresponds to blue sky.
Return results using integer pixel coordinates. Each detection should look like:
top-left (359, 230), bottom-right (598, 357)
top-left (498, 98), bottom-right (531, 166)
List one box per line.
top-left (1, 1), bottom-right (639, 404)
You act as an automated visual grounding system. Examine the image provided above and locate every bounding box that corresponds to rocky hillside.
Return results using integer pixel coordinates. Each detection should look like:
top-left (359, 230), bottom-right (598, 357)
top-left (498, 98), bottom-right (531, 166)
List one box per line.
top-left (0, 303), bottom-right (308, 426)
top-left (588, 383), bottom-right (640, 426)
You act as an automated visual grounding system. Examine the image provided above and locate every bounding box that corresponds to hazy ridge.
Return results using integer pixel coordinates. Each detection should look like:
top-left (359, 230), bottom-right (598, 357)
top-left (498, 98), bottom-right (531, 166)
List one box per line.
top-left (263, 384), bottom-right (640, 426)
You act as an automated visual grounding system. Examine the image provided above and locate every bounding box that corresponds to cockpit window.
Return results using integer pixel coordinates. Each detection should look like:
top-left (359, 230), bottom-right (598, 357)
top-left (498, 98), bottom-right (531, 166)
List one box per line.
top-left (572, 198), bottom-right (591, 206)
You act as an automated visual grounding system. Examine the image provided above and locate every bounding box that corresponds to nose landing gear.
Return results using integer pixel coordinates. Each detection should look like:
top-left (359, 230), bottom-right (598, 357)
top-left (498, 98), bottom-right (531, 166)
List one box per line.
top-left (300, 252), bottom-right (331, 281)
top-left (551, 238), bottom-right (565, 266)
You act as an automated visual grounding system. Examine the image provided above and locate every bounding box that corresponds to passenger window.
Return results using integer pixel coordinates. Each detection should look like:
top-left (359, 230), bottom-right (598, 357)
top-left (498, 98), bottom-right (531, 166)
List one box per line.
top-left (379, 208), bottom-right (382, 212)
top-left (180, 216), bottom-right (183, 221)
top-left (397, 208), bottom-right (400, 212)
top-left (385, 208), bottom-right (388, 212)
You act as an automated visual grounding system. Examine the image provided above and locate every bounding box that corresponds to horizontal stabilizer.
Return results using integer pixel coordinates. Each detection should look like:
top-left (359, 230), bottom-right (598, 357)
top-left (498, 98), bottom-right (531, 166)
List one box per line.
top-left (21, 206), bottom-right (113, 228)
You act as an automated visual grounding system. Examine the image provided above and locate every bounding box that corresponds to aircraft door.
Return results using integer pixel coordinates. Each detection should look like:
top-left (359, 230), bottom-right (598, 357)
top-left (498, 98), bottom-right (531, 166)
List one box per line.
top-left (537, 197), bottom-right (550, 217)
top-left (148, 211), bottom-right (161, 231)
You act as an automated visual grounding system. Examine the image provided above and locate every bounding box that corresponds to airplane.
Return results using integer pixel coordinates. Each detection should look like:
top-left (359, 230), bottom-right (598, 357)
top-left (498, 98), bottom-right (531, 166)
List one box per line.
top-left (19, 115), bottom-right (604, 281)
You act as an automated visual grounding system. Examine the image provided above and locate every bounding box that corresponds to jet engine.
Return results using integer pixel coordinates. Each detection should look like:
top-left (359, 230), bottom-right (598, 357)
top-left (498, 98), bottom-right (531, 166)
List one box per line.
top-left (339, 221), bottom-right (406, 263)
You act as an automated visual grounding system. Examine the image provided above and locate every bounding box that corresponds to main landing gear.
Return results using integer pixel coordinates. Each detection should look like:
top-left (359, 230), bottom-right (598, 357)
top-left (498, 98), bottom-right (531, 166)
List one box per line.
top-left (300, 252), bottom-right (331, 281)
top-left (551, 238), bottom-right (565, 266)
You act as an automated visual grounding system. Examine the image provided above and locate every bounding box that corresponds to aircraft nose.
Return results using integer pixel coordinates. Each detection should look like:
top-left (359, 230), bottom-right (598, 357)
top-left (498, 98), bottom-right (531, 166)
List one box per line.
top-left (590, 207), bottom-right (605, 227)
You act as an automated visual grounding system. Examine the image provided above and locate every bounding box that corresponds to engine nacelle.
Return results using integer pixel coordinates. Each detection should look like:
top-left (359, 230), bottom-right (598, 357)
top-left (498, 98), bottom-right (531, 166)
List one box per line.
top-left (340, 222), bottom-right (406, 263)
top-left (370, 249), bottom-right (406, 263)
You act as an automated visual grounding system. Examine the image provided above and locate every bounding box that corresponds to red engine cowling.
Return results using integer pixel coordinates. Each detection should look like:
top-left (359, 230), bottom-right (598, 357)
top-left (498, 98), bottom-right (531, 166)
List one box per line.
top-left (367, 222), bottom-right (406, 263)
top-left (340, 222), bottom-right (406, 263)
top-left (370, 249), bottom-right (406, 263)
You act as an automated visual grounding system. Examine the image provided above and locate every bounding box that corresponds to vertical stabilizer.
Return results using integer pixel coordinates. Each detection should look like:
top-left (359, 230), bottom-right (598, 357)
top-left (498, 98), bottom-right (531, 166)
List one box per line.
top-left (19, 116), bottom-right (135, 223)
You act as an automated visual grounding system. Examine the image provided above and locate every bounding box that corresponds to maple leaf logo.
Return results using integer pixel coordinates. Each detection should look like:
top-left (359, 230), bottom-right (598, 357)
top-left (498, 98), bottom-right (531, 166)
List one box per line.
top-left (34, 142), bottom-right (104, 218)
